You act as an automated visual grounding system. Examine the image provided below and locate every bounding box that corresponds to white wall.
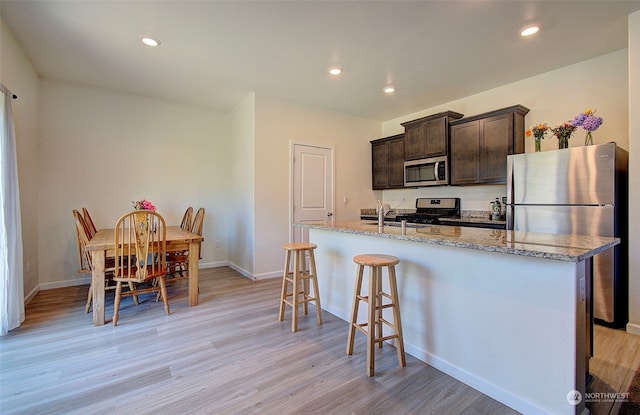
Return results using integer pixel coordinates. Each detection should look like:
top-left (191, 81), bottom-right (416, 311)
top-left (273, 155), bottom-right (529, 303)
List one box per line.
top-left (253, 95), bottom-right (381, 277)
top-left (627, 11), bottom-right (640, 335)
top-left (228, 93), bottom-right (256, 277)
top-left (380, 50), bottom-right (630, 211)
top-left (37, 80), bottom-right (230, 286)
top-left (0, 18), bottom-right (40, 299)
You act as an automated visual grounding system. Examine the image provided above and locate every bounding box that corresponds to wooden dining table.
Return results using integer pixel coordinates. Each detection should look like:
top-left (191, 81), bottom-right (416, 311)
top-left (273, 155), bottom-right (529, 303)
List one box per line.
top-left (85, 226), bottom-right (204, 326)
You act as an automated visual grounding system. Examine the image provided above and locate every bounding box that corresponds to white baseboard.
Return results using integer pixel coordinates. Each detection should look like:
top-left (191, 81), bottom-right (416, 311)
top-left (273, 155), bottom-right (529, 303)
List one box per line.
top-left (224, 262), bottom-right (281, 281)
top-left (39, 277), bottom-right (90, 290)
top-left (24, 285), bottom-right (40, 305)
top-left (252, 270), bottom-right (282, 280)
top-left (626, 322), bottom-right (640, 336)
top-left (35, 261), bottom-right (230, 293)
top-left (198, 260), bottom-right (230, 269)
top-left (226, 262), bottom-right (254, 280)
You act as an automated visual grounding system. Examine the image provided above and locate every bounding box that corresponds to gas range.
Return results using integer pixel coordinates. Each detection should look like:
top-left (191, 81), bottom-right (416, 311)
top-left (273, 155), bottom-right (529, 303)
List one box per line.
top-left (394, 198), bottom-right (461, 225)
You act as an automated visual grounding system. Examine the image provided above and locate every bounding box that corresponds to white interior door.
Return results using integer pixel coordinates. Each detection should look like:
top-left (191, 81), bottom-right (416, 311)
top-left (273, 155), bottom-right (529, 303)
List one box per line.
top-left (292, 143), bottom-right (334, 243)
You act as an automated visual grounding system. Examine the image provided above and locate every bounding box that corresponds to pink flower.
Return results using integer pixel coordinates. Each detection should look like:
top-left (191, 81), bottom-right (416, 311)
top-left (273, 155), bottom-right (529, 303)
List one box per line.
top-left (133, 199), bottom-right (156, 211)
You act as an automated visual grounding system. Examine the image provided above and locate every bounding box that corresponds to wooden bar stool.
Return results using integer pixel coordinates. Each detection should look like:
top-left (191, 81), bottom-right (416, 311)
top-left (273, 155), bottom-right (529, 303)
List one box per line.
top-left (347, 254), bottom-right (406, 376)
top-left (278, 242), bottom-right (323, 332)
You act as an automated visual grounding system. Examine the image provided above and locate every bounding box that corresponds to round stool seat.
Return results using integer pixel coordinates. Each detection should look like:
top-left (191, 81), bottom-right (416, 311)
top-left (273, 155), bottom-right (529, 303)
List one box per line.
top-left (282, 242), bottom-right (317, 251)
top-left (353, 254), bottom-right (399, 267)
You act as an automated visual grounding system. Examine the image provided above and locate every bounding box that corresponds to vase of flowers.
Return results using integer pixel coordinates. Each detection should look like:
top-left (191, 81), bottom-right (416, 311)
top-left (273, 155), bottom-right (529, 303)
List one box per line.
top-left (525, 123), bottom-right (549, 152)
top-left (572, 109), bottom-right (603, 146)
top-left (551, 122), bottom-right (577, 149)
top-left (132, 199), bottom-right (156, 233)
top-left (133, 199), bottom-right (156, 211)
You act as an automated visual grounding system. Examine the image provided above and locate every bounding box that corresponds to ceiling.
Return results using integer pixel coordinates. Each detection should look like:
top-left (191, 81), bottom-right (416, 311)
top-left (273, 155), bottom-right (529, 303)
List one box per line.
top-left (2, 1), bottom-right (639, 122)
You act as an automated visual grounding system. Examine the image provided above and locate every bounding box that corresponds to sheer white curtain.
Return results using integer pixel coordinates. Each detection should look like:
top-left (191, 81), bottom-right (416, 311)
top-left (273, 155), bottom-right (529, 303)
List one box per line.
top-left (0, 83), bottom-right (24, 335)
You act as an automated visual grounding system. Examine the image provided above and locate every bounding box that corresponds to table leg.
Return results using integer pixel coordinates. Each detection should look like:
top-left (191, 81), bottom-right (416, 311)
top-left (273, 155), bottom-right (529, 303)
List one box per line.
top-left (91, 250), bottom-right (106, 326)
top-left (188, 241), bottom-right (199, 306)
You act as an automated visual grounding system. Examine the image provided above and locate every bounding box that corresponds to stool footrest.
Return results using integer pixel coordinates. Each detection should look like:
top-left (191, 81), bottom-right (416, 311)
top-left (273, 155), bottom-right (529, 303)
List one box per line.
top-left (352, 323), bottom-right (400, 344)
top-left (283, 296), bottom-right (318, 307)
top-left (377, 333), bottom-right (400, 343)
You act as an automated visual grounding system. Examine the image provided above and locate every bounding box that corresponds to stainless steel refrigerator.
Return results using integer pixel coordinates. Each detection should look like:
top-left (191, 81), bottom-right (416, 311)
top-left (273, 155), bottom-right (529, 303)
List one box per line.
top-left (506, 142), bottom-right (628, 328)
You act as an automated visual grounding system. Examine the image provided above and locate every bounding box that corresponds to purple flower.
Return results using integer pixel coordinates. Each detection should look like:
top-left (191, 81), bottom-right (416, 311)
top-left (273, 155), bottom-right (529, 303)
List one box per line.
top-left (582, 115), bottom-right (603, 132)
top-left (572, 113), bottom-right (588, 127)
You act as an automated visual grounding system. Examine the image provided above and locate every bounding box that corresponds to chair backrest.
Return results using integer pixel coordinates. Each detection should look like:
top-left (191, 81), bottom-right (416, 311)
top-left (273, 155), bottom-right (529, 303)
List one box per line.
top-left (180, 207), bottom-right (193, 231)
top-left (114, 210), bottom-right (166, 282)
top-left (191, 207), bottom-right (205, 235)
top-left (82, 207), bottom-right (98, 237)
top-left (72, 209), bottom-right (93, 273)
top-left (191, 207), bottom-right (205, 259)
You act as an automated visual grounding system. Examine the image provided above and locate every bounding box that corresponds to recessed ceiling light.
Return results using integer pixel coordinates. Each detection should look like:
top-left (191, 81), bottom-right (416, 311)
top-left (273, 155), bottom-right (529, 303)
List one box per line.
top-left (520, 25), bottom-right (540, 37)
top-left (141, 37), bottom-right (161, 47)
top-left (329, 68), bottom-right (342, 75)
top-left (383, 86), bottom-right (395, 94)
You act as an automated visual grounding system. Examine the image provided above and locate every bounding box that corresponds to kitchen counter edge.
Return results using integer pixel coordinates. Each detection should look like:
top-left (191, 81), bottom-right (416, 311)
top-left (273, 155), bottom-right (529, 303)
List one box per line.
top-left (296, 221), bottom-right (619, 263)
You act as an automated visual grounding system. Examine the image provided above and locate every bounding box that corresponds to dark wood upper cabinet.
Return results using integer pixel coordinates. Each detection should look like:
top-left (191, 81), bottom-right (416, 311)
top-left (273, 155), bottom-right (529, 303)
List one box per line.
top-left (371, 134), bottom-right (405, 190)
top-left (401, 111), bottom-right (463, 160)
top-left (450, 105), bottom-right (529, 185)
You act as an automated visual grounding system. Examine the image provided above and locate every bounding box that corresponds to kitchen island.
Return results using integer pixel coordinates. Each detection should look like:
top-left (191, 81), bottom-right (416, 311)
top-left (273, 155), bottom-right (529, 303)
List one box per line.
top-left (297, 220), bottom-right (619, 415)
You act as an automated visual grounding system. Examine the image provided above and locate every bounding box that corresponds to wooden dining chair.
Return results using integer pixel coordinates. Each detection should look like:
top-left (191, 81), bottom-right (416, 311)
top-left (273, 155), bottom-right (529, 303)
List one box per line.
top-left (72, 209), bottom-right (118, 313)
top-left (166, 206), bottom-right (193, 277)
top-left (112, 210), bottom-right (170, 326)
top-left (73, 209), bottom-right (92, 275)
top-left (167, 207), bottom-right (205, 280)
top-left (191, 207), bottom-right (205, 260)
top-left (180, 206), bottom-right (193, 230)
top-left (82, 207), bottom-right (97, 238)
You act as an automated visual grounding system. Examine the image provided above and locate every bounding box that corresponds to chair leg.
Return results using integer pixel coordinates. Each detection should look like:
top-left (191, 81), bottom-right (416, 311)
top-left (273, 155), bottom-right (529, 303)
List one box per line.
top-left (113, 281), bottom-right (122, 326)
top-left (158, 276), bottom-right (170, 315)
top-left (85, 281), bottom-right (93, 313)
top-left (129, 282), bottom-right (139, 305)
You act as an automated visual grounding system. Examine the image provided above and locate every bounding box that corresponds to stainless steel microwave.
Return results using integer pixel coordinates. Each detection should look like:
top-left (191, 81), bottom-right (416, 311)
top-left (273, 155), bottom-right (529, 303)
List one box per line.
top-left (404, 156), bottom-right (448, 187)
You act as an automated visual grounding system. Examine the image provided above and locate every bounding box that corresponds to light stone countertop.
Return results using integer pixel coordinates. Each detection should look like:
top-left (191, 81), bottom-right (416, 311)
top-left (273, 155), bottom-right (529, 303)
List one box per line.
top-left (297, 220), bottom-right (619, 262)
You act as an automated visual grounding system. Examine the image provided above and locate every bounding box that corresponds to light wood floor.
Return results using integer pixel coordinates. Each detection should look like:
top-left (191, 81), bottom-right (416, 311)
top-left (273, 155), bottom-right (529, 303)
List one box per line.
top-left (1, 266), bottom-right (638, 415)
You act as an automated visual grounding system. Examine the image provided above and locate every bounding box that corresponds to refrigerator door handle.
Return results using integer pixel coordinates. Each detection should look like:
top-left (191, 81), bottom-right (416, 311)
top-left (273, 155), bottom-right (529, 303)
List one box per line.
top-left (506, 155), bottom-right (515, 205)
top-left (506, 205), bottom-right (514, 231)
